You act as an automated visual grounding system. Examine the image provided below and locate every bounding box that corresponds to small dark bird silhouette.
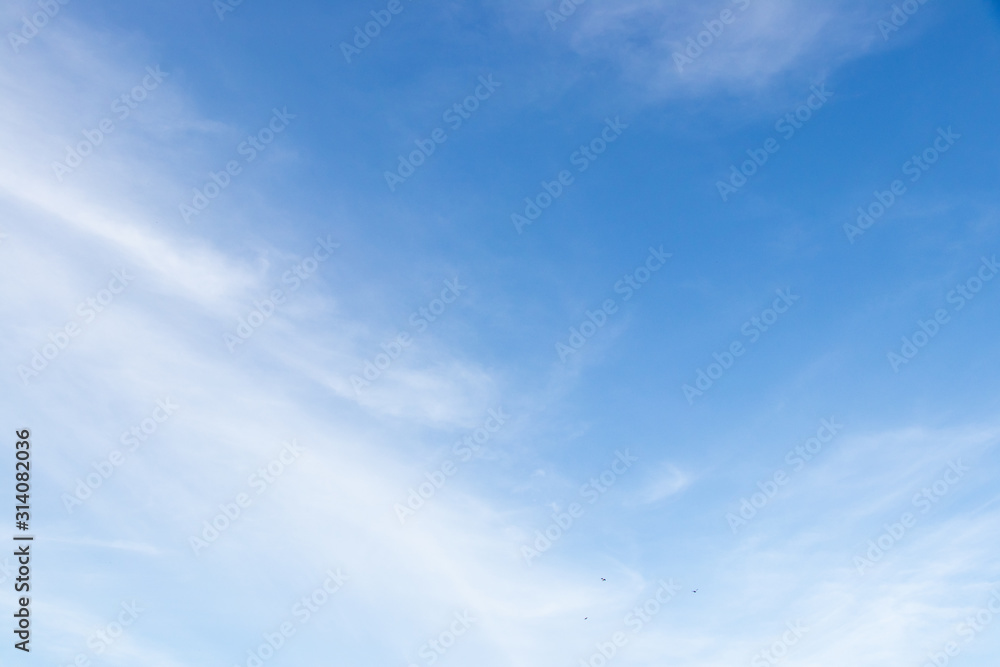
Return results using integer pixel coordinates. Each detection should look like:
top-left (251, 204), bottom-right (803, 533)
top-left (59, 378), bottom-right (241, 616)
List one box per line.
top-left (601, 578), bottom-right (606, 581)
top-left (584, 617), bottom-right (588, 620)
top-left (692, 589), bottom-right (698, 593)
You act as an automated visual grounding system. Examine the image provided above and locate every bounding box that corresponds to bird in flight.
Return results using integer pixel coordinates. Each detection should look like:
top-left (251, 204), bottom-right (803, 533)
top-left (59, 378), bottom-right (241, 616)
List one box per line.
top-left (692, 589), bottom-right (698, 593)
top-left (601, 578), bottom-right (606, 581)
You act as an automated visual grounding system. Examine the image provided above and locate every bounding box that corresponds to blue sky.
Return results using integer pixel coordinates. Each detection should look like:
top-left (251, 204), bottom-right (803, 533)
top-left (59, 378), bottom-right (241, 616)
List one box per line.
top-left (2, 0), bottom-right (1000, 665)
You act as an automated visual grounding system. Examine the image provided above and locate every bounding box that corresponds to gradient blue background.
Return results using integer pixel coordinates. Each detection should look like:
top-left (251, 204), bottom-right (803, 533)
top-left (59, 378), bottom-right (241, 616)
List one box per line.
top-left (1, 0), bottom-right (999, 665)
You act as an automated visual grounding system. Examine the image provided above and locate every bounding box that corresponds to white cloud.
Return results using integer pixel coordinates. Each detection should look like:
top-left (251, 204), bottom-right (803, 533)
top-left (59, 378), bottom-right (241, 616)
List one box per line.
top-left (629, 461), bottom-right (690, 505)
top-left (2, 6), bottom-right (997, 667)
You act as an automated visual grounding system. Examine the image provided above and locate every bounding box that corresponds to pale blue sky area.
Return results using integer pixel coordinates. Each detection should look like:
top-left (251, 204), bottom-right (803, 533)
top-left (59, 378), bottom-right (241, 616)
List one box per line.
top-left (1, 1), bottom-right (1000, 665)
